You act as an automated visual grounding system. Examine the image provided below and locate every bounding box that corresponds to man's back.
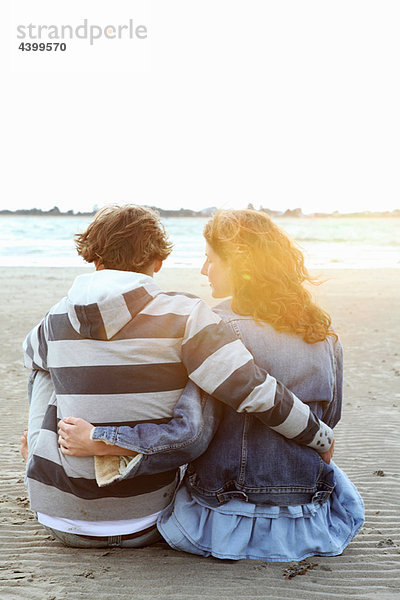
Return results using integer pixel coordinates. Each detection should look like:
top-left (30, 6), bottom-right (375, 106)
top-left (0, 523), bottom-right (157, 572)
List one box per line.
top-left (25, 269), bottom-right (212, 520)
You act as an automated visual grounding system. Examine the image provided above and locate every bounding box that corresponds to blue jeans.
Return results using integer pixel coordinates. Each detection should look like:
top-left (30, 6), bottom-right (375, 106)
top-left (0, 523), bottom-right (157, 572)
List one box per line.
top-left (43, 525), bottom-right (162, 548)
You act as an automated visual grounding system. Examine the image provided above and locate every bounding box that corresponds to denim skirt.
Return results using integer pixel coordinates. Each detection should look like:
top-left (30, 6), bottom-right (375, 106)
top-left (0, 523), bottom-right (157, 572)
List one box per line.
top-left (157, 462), bottom-right (364, 562)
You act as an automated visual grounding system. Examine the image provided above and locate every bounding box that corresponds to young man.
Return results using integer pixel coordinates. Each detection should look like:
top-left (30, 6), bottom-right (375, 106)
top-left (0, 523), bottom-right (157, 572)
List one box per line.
top-left (23, 204), bottom-right (334, 548)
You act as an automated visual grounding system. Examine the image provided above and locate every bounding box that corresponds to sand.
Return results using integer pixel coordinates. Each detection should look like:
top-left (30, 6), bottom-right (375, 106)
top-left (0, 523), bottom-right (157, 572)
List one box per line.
top-left (0, 266), bottom-right (399, 600)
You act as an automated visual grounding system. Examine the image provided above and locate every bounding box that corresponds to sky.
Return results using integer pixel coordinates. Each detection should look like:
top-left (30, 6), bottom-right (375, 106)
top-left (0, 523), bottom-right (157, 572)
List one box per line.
top-left (1, 1), bottom-right (400, 215)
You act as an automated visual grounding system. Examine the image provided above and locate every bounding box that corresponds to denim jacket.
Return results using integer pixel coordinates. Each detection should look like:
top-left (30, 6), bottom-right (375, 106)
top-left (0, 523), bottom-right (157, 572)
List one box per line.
top-left (93, 301), bottom-right (342, 506)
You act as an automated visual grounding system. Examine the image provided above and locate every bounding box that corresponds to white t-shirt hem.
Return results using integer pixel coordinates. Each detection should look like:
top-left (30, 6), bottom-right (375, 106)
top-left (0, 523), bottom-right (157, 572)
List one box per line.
top-left (37, 511), bottom-right (161, 536)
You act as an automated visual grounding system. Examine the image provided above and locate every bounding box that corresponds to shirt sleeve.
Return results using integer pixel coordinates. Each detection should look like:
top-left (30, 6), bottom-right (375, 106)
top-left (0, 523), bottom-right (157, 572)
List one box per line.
top-left (181, 299), bottom-right (334, 452)
top-left (23, 317), bottom-right (49, 371)
top-left (319, 338), bottom-right (343, 428)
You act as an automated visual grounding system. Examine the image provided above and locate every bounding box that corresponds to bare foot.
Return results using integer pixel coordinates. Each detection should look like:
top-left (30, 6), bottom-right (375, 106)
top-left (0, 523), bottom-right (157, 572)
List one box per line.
top-left (20, 430), bottom-right (28, 462)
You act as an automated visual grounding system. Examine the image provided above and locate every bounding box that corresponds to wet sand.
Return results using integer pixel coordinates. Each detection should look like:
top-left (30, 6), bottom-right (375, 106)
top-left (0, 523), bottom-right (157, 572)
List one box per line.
top-left (0, 266), bottom-right (399, 599)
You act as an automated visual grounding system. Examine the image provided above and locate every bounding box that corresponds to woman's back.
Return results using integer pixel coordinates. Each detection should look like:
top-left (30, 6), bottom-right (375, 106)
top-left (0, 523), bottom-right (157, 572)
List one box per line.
top-left (215, 301), bottom-right (343, 425)
top-left (185, 301), bottom-right (341, 507)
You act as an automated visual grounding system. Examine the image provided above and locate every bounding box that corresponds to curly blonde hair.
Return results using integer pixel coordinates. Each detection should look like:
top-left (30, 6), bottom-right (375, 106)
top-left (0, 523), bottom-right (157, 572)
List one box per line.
top-left (75, 205), bottom-right (173, 272)
top-left (204, 209), bottom-right (336, 344)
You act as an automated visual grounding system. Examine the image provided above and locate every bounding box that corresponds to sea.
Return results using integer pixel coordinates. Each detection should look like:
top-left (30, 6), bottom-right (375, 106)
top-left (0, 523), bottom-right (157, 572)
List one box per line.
top-left (0, 215), bottom-right (399, 270)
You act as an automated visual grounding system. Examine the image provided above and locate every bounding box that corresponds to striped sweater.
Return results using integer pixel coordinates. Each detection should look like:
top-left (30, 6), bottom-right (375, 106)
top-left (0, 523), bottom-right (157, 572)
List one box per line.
top-left (23, 269), bottom-right (333, 521)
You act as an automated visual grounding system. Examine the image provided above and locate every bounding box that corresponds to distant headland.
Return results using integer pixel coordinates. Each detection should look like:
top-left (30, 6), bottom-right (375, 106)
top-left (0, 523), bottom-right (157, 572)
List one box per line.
top-left (0, 205), bottom-right (399, 218)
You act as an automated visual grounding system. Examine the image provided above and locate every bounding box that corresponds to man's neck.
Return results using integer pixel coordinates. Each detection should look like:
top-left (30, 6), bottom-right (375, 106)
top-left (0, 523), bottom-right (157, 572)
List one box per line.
top-left (95, 264), bottom-right (155, 277)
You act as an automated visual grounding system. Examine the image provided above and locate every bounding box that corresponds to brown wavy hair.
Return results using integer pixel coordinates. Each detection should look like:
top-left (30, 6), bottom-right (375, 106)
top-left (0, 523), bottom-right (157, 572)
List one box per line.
top-left (75, 204), bottom-right (173, 272)
top-left (204, 209), bottom-right (336, 343)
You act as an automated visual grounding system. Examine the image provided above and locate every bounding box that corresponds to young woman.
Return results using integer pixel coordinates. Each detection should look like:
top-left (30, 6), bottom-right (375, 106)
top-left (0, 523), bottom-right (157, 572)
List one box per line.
top-left (154, 209), bottom-right (364, 561)
top-left (58, 209), bottom-right (364, 560)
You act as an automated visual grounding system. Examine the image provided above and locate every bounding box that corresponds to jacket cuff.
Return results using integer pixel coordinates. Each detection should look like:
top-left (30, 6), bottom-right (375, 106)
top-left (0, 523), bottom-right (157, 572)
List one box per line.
top-left (91, 426), bottom-right (118, 446)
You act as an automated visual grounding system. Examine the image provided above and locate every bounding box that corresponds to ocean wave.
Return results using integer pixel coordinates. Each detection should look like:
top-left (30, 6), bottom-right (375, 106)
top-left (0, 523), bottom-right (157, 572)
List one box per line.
top-left (0, 215), bottom-right (399, 269)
